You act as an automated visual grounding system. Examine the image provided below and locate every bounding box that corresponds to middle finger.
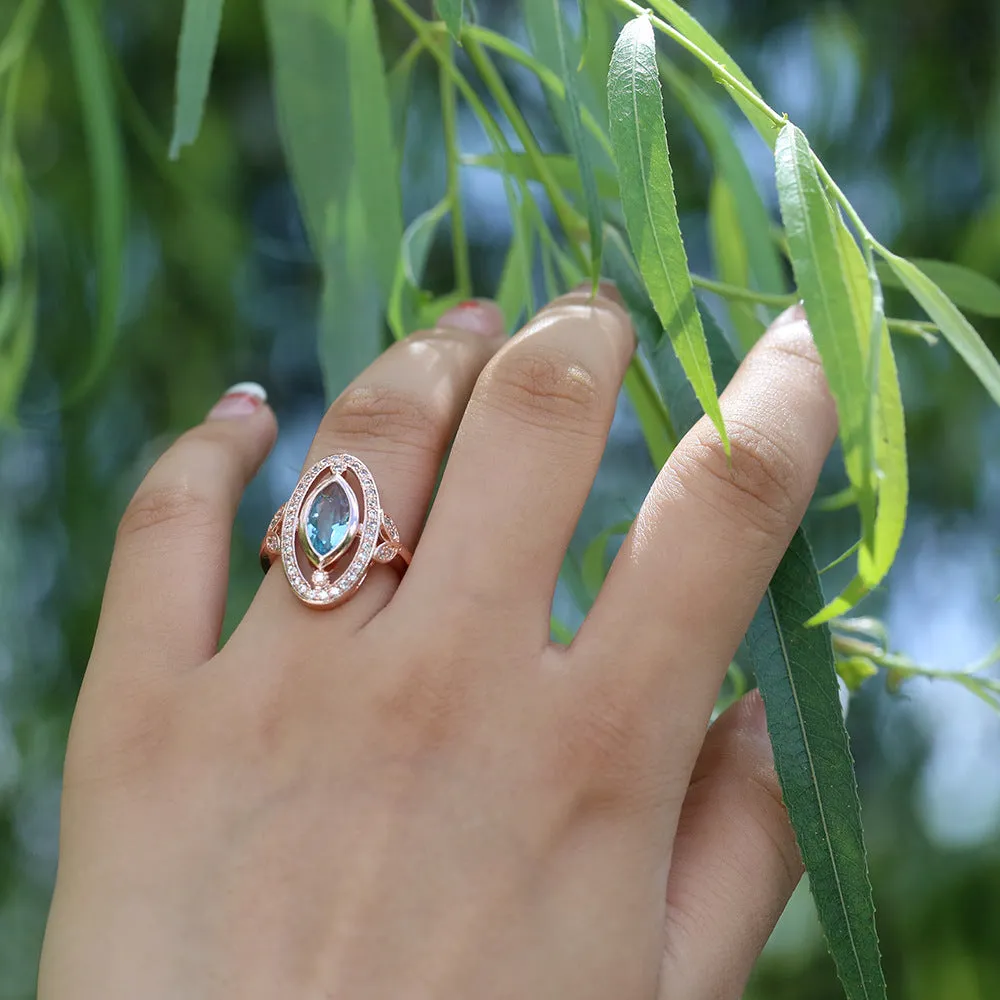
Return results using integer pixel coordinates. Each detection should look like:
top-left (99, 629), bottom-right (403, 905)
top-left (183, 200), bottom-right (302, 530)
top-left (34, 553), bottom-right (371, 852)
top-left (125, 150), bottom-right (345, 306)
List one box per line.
top-left (400, 285), bottom-right (635, 636)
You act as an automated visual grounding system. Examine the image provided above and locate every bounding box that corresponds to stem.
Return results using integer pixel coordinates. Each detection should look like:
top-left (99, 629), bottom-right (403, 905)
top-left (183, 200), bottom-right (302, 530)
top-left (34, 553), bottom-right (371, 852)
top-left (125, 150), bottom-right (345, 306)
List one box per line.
top-left (886, 318), bottom-right (938, 344)
top-left (439, 37), bottom-right (472, 296)
top-left (609, 0), bottom-right (785, 132)
top-left (462, 36), bottom-right (588, 267)
top-left (460, 24), bottom-right (614, 159)
top-left (691, 274), bottom-right (797, 308)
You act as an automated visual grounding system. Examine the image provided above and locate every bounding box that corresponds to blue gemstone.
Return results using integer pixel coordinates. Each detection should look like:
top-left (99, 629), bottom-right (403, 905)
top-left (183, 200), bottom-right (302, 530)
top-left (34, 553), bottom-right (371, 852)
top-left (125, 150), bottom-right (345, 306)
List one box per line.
top-left (304, 479), bottom-right (355, 561)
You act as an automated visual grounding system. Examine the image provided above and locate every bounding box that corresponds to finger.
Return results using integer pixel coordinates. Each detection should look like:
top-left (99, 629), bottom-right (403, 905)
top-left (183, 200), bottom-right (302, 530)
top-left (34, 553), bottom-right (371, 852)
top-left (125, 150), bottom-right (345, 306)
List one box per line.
top-left (402, 284), bottom-right (635, 636)
top-left (91, 384), bottom-right (277, 679)
top-left (577, 306), bottom-right (836, 746)
top-left (659, 691), bottom-right (802, 1000)
top-left (250, 301), bottom-right (506, 625)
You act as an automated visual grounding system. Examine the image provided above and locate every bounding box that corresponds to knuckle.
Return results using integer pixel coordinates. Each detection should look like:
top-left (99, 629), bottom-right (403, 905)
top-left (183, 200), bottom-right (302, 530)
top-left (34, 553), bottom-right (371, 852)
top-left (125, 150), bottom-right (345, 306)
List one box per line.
top-left (682, 418), bottom-right (802, 535)
top-left (326, 385), bottom-right (443, 456)
top-left (480, 343), bottom-right (608, 434)
top-left (118, 482), bottom-right (214, 544)
top-left (117, 434), bottom-right (227, 543)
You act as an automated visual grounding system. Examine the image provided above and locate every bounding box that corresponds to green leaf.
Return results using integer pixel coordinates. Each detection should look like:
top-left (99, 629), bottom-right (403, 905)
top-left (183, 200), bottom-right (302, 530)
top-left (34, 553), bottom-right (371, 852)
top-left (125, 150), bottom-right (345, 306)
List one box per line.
top-left (263, 0), bottom-right (402, 399)
top-left (608, 16), bottom-right (727, 454)
top-left (462, 152), bottom-right (619, 201)
top-left (169, 0), bottom-right (225, 160)
top-left (387, 198), bottom-right (451, 341)
top-left (878, 258), bottom-right (1000, 318)
top-left (810, 222), bottom-right (908, 625)
top-left (660, 60), bottom-right (785, 300)
top-left (581, 520), bottom-right (633, 598)
top-left (880, 250), bottom-right (1000, 407)
top-left (644, 0), bottom-right (777, 144)
top-left (549, 0), bottom-right (602, 288)
top-left (434, 0), bottom-right (463, 41)
top-left (775, 123), bottom-right (874, 549)
top-left (0, 272), bottom-right (35, 423)
top-left (747, 531), bottom-right (886, 1000)
top-left (60, 0), bottom-right (127, 401)
top-left (708, 177), bottom-right (765, 349)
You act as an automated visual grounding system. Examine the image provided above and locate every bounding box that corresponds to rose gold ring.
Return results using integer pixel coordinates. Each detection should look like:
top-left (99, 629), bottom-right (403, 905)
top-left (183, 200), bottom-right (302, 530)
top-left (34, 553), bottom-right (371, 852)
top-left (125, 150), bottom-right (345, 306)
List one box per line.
top-left (259, 454), bottom-right (412, 609)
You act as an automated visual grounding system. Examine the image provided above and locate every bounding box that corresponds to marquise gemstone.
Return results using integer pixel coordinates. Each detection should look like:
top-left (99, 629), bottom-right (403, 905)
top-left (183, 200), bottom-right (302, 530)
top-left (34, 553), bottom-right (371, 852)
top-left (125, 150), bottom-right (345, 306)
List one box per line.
top-left (304, 479), bottom-right (357, 562)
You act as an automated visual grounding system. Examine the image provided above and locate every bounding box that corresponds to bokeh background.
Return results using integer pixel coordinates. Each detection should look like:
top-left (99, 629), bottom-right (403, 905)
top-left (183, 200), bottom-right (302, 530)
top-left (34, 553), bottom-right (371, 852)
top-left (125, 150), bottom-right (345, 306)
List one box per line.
top-left (2, 0), bottom-right (1000, 995)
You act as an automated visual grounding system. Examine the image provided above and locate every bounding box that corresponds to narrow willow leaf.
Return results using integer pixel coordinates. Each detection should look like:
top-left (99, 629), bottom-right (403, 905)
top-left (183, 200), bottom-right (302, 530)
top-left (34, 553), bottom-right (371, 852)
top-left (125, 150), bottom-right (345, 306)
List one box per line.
top-left (579, 0), bottom-right (612, 122)
top-left (347, 0), bottom-right (403, 303)
top-left (661, 61), bottom-right (785, 298)
top-left (496, 223), bottom-right (531, 330)
top-left (747, 532), bottom-right (886, 1000)
top-left (581, 520), bottom-right (633, 599)
top-left (434, 0), bottom-right (463, 41)
top-left (264, 0), bottom-right (402, 398)
top-left (388, 40), bottom-right (423, 152)
top-left (550, 0), bottom-right (602, 286)
top-left (387, 198), bottom-right (450, 340)
top-left (810, 223), bottom-right (907, 625)
top-left (644, 0), bottom-right (777, 144)
top-left (550, 616), bottom-right (576, 645)
top-left (623, 358), bottom-right (675, 468)
top-left (709, 177), bottom-right (764, 349)
top-left (522, 2), bottom-right (612, 168)
top-left (0, 273), bottom-right (35, 422)
top-left (61, 0), bottom-right (126, 399)
top-left (169, 0), bottom-right (225, 159)
top-left (463, 152), bottom-right (619, 201)
top-left (263, 0), bottom-right (351, 258)
top-left (878, 258), bottom-right (1000, 318)
top-left (881, 250), bottom-right (1000, 407)
top-left (775, 123), bottom-right (873, 540)
top-left (608, 16), bottom-right (728, 454)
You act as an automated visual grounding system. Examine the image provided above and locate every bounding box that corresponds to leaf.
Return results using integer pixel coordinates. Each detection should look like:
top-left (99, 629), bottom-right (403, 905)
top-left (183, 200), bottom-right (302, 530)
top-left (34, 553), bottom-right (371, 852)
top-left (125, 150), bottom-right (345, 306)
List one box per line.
top-left (263, 0), bottom-right (402, 400)
top-left (0, 272), bottom-right (35, 422)
top-left (775, 123), bottom-right (874, 549)
top-left (60, 0), bottom-right (127, 401)
top-left (661, 60), bottom-right (785, 300)
top-left (387, 198), bottom-right (450, 341)
top-left (434, 0), bottom-right (463, 41)
top-left (878, 258), bottom-right (1000, 318)
top-left (708, 177), bottom-right (765, 349)
top-left (644, 0), bottom-right (777, 144)
top-left (746, 531), bottom-right (886, 1000)
top-left (462, 152), bottom-right (619, 201)
top-left (810, 222), bottom-right (908, 625)
top-left (549, 0), bottom-right (602, 288)
top-left (623, 357), bottom-right (675, 468)
top-left (608, 16), bottom-right (728, 454)
top-left (169, 0), bottom-right (225, 160)
top-left (581, 520), bottom-right (633, 598)
top-left (881, 250), bottom-right (1000, 407)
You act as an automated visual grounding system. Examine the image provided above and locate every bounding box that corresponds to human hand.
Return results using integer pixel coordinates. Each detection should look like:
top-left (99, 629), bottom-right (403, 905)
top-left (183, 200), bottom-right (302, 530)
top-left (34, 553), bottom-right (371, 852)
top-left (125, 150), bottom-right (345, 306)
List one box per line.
top-left (39, 287), bottom-right (835, 999)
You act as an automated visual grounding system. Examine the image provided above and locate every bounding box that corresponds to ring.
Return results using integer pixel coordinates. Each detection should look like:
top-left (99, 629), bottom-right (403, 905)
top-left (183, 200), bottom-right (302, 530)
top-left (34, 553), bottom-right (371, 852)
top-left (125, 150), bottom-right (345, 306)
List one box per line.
top-left (259, 454), bottom-right (412, 608)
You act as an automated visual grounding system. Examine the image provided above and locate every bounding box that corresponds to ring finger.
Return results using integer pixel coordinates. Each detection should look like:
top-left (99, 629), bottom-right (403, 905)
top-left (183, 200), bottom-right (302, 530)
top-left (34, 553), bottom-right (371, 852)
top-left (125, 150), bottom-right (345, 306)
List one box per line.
top-left (246, 300), bottom-right (506, 629)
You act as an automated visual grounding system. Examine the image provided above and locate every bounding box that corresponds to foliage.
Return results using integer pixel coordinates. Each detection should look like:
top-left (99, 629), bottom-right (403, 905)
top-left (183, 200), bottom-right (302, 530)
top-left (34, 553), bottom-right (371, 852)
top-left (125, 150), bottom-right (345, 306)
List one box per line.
top-left (4, 0), bottom-right (1000, 995)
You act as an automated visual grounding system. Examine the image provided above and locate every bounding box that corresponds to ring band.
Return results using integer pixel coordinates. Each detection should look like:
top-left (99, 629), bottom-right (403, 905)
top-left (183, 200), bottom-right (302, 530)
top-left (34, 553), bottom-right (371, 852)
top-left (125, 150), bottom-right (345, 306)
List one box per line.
top-left (259, 454), bottom-right (412, 608)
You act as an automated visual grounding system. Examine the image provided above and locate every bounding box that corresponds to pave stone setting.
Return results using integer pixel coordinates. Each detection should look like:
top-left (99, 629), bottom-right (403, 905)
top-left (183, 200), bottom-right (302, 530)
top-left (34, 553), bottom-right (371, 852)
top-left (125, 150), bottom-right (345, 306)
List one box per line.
top-left (281, 455), bottom-right (381, 608)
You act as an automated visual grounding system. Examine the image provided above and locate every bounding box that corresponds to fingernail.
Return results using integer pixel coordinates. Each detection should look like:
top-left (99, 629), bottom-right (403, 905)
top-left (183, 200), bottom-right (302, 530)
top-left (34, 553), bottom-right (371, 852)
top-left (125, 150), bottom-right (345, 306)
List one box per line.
top-left (773, 301), bottom-right (807, 327)
top-left (437, 298), bottom-right (505, 337)
top-left (208, 382), bottom-right (268, 420)
top-left (572, 279), bottom-right (623, 305)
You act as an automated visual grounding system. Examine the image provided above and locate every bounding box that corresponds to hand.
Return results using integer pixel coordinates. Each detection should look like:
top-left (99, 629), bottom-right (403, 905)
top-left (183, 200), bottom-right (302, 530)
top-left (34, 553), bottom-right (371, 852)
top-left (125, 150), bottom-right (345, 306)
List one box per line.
top-left (39, 288), bottom-right (835, 1000)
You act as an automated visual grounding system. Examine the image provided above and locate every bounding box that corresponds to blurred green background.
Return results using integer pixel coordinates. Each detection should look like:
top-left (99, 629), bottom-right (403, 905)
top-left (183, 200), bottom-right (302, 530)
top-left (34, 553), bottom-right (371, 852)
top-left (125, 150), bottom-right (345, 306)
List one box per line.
top-left (2, 0), bottom-right (1000, 996)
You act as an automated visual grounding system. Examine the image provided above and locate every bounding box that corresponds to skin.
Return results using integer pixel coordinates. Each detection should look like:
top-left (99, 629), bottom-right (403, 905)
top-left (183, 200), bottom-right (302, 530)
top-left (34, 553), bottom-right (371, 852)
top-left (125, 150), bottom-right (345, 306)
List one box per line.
top-left (38, 287), bottom-right (836, 1000)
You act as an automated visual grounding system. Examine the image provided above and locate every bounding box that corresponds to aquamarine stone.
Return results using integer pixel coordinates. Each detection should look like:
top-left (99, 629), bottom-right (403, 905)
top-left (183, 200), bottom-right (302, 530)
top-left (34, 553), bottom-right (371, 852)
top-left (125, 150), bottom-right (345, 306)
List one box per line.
top-left (304, 479), bottom-right (355, 562)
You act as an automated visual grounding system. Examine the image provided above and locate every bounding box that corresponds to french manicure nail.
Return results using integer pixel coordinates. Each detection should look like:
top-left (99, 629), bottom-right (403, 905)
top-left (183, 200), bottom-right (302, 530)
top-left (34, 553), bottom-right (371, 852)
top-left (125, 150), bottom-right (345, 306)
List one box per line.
top-left (208, 382), bottom-right (268, 420)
